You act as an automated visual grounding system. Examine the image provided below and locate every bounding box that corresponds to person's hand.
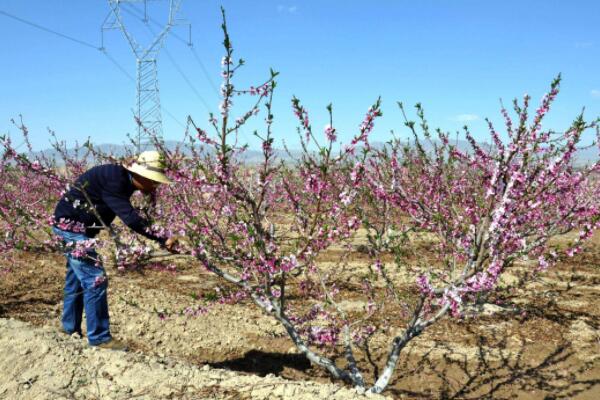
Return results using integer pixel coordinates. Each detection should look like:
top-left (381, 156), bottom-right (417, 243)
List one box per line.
top-left (165, 236), bottom-right (183, 253)
top-left (201, 192), bottom-right (212, 201)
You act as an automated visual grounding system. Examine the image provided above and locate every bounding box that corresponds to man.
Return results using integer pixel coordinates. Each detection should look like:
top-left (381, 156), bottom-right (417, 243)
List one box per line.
top-left (53, 150), bottom-right (178, 351)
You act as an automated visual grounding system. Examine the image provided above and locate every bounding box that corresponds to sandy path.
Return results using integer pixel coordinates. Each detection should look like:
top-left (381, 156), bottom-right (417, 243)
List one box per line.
top-left (0, 318), bottom-right (388, 400)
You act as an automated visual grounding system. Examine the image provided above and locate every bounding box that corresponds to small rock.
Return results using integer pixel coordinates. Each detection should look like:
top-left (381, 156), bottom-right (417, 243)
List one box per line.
top-left (481, 303), bottom-right (506, 316)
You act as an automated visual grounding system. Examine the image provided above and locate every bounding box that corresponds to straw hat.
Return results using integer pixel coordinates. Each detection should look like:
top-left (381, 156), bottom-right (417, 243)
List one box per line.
top-left (125, 151), bottom-right (171, 184)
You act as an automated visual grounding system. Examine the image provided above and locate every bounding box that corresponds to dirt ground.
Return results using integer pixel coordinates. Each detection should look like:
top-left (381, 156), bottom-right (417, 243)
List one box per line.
top-left (0, 318), bottom-right (387, 400)
top-left (0, 233), bottom-right (599, 399)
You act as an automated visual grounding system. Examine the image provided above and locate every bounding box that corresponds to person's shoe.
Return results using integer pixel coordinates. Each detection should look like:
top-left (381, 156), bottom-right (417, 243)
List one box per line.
top-left (95, 339), bottom-right (129, 352)
top-left (60, 329), bottom-right (82, 339)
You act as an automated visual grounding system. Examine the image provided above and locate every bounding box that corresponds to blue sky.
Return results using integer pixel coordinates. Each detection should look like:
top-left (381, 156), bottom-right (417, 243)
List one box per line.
top-left (1, 0), bottom-right (599, 151)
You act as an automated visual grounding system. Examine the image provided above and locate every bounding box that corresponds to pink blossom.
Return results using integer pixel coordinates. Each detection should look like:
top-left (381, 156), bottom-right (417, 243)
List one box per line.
top-left (324, 124), bottom-right (337, 142)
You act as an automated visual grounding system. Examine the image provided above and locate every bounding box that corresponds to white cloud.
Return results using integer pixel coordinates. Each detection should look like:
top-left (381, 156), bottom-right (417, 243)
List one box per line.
top-left (277, 4), bottom-right (298, 13)
top-left (453, 114), bottom-right (480, 122)
top-left (591, 89), bottom-right (600, 98)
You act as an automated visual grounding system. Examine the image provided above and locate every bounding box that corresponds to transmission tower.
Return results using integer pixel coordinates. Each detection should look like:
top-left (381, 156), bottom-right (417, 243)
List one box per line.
top-left (101, 0), bottom-right (183, 151)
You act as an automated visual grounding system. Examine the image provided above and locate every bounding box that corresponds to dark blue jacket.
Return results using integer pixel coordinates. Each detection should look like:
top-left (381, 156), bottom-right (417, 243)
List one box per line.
top-left (54, 164), bottom-right (165, 244)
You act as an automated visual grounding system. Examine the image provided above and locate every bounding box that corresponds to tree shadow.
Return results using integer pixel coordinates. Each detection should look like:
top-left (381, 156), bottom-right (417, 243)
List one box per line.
top-left (0, 296), bottom-right (59, 318)
top-left (208, 349), bottom-right (312, 377)
top-left (385, 312), bottom-right (599, 399)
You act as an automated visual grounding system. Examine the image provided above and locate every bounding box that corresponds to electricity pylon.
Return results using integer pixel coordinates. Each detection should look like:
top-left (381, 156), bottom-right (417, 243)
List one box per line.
top-left (101, 0), bottom-right (183, 151)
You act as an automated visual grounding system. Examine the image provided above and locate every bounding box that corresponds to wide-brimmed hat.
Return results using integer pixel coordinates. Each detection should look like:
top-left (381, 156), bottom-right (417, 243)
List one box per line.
top-left (125, 151), bottom-right (171, 184)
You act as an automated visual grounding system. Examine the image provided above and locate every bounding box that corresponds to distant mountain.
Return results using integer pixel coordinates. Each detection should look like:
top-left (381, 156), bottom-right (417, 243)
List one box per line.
top-left (28, 139), bottom-right (599, 166)
top-left (386, 138), bottom-right (599, 166)
top-left (572, 145), bottom-right (600, 166)
top-left (29, 141), bottom-right (302, 165)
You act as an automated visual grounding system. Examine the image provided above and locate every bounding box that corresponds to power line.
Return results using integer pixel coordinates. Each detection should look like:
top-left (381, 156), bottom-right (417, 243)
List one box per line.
top-left (103, 2), bottom-right (186, 136)
top-left (121, 2), bottom-right (190, 46)
top-left (0, 10), bottom-right (99, 50)
top-left (1, 8), bottom-right (186, 132)
top-left (161, 106), bottom-right (186, 129)
top-left (98, 52), bottom-right (187, 130)
top-left (101, 49), bottom-right (136, 81)
top-left (190, 46), bottom-right (220, 98)
top-left (163, 47), bottom-right (214, 114)
top-left (118, 3), bottom-right (249, 142)
top-left (120, 2), bottom-right (220, 99)
top-left (0, 8), bottom-right (134, 83)
top-left (119, 5), bottom-right (214, 114)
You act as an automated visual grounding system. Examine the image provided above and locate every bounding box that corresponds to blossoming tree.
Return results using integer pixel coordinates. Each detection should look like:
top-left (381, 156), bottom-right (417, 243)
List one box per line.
top-left (1, 10), bottom-right (599, 394)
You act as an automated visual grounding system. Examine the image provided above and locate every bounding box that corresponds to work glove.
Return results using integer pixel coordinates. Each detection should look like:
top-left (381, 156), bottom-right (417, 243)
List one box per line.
top-left (165, 235), bottom-right (184, 253)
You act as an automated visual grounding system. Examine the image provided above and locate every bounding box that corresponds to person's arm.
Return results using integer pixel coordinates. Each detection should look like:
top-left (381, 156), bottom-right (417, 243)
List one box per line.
top-left (100, 189), bottom-right (166, 246)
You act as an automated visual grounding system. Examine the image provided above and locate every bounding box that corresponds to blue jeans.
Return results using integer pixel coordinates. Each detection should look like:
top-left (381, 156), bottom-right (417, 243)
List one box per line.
top-left (52, 227), bottom-right (111, 345)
